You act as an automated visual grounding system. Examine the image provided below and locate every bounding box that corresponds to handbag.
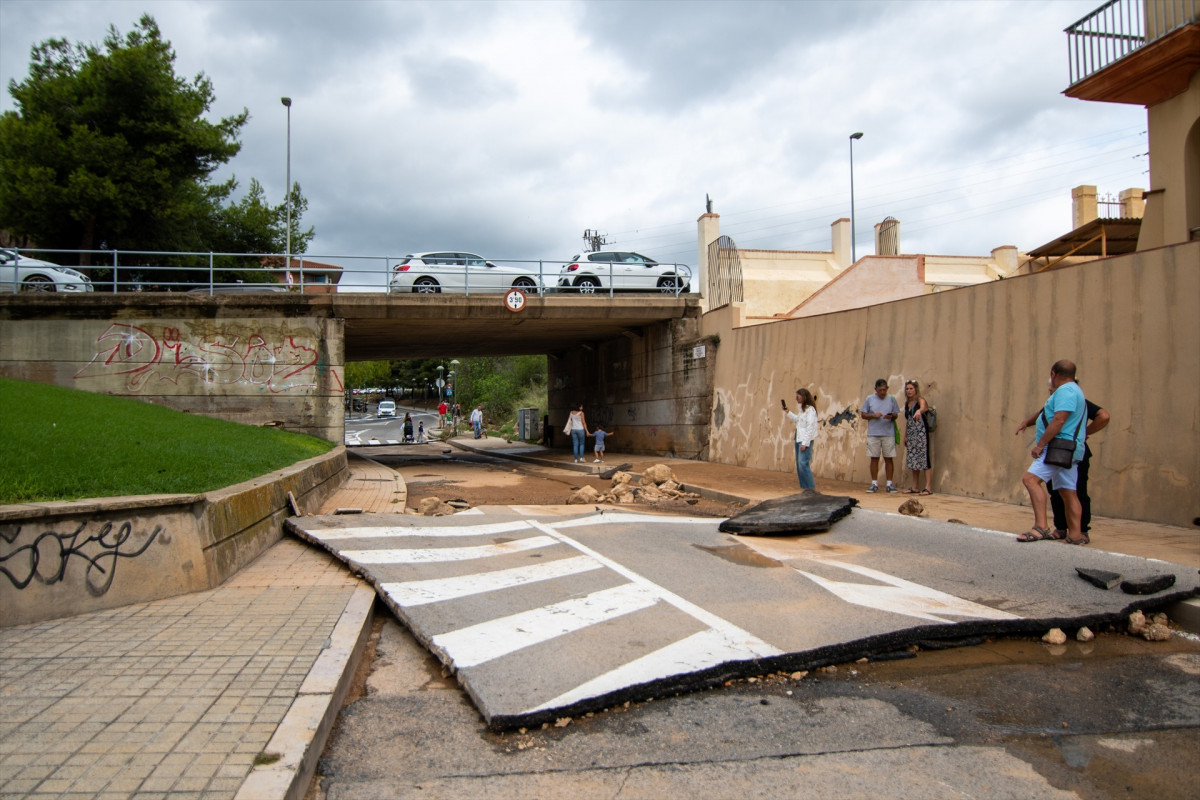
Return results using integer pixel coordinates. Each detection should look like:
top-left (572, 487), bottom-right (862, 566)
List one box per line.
top-left (1040, 409), bottom-right (1083, 468)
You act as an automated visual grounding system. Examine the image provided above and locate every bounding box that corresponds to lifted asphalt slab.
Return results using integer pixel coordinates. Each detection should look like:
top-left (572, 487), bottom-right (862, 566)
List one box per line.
top-left (287, 505), bottom-right (1200, 730)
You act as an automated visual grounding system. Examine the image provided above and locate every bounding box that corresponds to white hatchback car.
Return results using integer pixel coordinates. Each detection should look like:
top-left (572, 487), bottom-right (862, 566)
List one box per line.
top-left (389, 252), bottom-right (545, 294)
top-left (557, 251), bottom-right (690, 294)
top-left (0, 249), bottom-right (93, 293)
top-left (377, 400), bottom-right (397, 418)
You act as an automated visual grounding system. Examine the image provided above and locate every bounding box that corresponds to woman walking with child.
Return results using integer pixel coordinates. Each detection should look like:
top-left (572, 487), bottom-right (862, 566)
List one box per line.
top-left (902, 380), bottom-right (932, 495)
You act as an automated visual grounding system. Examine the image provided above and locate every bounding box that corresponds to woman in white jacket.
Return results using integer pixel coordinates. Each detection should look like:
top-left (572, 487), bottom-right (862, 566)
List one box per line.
top-left (783, 388), bottom-right (818, 491)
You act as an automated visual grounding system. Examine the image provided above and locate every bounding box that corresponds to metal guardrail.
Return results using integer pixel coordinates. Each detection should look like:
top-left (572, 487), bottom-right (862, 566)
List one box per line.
top-left (1066, 0), bottom-right (1198, 86)
top-left (2, 248), bottom-right (692, 298)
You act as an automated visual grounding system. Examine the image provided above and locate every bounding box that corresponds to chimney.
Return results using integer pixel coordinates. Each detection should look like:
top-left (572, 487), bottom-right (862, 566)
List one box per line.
top-left (831, 218), bottom-right (851, 268)
top-left (875, 217), bottom-right (900, 255)
top-left (1072, 185), bottom-right (1098, 229)
top-left (1119, 188), bottom-right (1145, 219)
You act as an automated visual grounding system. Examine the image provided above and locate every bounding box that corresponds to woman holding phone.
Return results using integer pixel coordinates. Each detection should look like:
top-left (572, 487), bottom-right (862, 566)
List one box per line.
top-left (782, 388), bottom-right (818, 491)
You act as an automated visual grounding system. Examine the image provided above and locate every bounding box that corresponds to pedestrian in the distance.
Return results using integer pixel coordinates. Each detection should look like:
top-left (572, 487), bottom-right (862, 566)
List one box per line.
top-left (782, 388), bottom-right (818, 492)
top-left (902, 380), bottom-right (932, 495)
top-left (564, 403), bottom-right (589, 463)
top-left (437, 400), bottom-right (448, 427)
top-left (417, 421), bottom-right (427, 443)
top-left (592, 425), bottom-right (611, 463)
top-left (403, 412), bottom-right (414, 443)
top-left (860, 378), bottom-right (900, 493)
top-left (469, 405), bottom-right (484, 439)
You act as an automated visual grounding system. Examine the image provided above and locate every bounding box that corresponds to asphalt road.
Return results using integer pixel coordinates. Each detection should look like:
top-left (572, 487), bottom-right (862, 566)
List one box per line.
top-left (295, 502), bottom-right (1200, 799)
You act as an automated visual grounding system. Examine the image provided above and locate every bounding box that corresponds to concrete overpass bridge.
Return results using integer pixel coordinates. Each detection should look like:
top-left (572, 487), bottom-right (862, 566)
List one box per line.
top-left (0, 292), bottom-right (712, 456)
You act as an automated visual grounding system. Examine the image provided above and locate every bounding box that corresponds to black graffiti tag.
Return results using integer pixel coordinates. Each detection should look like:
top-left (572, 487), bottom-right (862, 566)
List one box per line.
top-left (0, 520), bottom-right (163, 596)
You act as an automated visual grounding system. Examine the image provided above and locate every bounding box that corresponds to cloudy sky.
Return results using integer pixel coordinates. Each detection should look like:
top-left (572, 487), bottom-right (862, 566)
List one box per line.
top-left (1, 0), bottom-right (1147, 289)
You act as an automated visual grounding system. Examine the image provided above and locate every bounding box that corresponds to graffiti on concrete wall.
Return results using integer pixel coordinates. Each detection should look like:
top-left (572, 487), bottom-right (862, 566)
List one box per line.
top-left (74, 322), bottom-right (343, 393)
top-left (0, 520), bottom-right (162, 596)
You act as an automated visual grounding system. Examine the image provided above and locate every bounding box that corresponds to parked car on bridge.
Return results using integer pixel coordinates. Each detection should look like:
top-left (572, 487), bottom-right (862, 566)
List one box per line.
top-left (0, 249), bottom-right (93, 293)
top-left (388, 252), bottom-right (545, 294)
top-left (557, 251), bottom-right (690, 294)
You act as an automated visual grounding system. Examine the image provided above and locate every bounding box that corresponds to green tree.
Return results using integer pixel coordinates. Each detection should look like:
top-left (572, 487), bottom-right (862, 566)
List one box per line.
top-left (0, 14), bottom-right (309, 267)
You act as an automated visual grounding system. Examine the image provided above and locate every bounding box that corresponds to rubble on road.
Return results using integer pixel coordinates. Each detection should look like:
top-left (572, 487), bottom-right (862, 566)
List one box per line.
top-left (567, 465), bottom-right (702, 506)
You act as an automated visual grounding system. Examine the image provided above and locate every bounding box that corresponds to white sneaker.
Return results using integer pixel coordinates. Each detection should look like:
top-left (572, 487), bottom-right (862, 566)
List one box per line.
top-left (594, 459), bottom-right (601, 463)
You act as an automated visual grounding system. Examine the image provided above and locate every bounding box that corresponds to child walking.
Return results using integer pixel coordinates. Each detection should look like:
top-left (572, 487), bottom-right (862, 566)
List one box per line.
top-left (592, 425), bottom-right (611, 463)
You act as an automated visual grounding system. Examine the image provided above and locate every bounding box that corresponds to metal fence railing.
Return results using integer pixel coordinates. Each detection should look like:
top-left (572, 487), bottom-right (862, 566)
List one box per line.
top-left (0, 248), bottom-right (693, 298)
top-left (1066, 0), bottom-right (1198, 86)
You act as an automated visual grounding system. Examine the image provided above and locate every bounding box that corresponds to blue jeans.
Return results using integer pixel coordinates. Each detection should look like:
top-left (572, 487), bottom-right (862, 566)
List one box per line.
top-left (794, 441), bottom-right (815, 490)
top-left (472, 420), bottom-right (482, 438)
top-left (571, 429), bottom-right (586, 460)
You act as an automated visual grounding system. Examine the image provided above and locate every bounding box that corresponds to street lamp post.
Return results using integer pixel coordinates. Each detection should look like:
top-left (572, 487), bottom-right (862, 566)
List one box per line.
top-left (449, 359), bottom-right (460, 435)
top-left (281, 97), bottom-right (293, 274)
top-left (849, 132), bottom-right (863, 264)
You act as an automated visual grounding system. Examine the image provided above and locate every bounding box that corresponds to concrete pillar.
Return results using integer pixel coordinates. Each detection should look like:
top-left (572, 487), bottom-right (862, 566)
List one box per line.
top-left (697, 212), bottom-right (720, 310)
top-left (1119, 187), bottom-right (1145, 219)
top-left (1072, 185), bottom-right (1098, 229)
top-left (831, 218), bottom-right (852, 269)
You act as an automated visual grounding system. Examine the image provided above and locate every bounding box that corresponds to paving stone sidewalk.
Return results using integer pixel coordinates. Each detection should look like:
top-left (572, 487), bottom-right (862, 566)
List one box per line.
top-left (0, 538), bottom-right (371, 800)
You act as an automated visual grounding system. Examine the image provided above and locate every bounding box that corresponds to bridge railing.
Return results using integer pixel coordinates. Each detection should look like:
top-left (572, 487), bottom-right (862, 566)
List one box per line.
top-left (2, 248), bottom-right (692, 298)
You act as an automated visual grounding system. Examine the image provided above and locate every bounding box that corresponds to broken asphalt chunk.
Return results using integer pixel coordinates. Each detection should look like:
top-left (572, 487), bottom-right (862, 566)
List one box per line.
top-left (718, 493), bottom-right (857, 536)
top-left (1076, 567), bottom-right (1122, 590)
top-left (1120, 574), bottom-right (1177, 595)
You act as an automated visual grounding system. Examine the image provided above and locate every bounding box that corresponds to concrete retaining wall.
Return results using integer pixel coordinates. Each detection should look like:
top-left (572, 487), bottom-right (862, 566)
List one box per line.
top-left (703, 242), bottom-right (1200, 528)
top-left (0, 296), bottom-right (345, 442)
top-left (0, 447), bottom-right (348, 628)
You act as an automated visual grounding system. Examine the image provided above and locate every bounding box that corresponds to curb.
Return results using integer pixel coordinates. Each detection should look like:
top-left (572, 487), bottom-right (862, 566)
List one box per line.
top-left (234, 584), bottom-right (376, 800)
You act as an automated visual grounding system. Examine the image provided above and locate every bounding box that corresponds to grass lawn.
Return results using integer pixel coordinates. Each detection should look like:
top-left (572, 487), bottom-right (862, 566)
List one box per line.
top-left (0, 377), bottom-right (335, 503)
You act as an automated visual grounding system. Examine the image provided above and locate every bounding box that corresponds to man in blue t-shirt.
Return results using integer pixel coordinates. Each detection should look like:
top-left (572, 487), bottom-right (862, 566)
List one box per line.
top-left (1018, 360), bottom-right (1088, 545)
top-left (860, 378), bottom-right (901, 493)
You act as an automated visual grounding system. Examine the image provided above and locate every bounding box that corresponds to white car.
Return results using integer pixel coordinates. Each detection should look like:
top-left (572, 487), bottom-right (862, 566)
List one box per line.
top-left (0, 249), bottom-right (93, 293)
top-left (557, 251), bottom-right (690, 294)
top-left (377, 400), bottom-right (397, 418)
top-left (389, 252), bottom-right (545, 294)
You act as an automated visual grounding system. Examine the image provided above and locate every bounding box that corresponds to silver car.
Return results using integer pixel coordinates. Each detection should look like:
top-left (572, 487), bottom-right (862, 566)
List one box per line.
top-left (0, 249), bottom-right (93, 293)
top-left (389, 252), bottom-right (544, 294)
top-left (558, 251), bottom-right (690, 294)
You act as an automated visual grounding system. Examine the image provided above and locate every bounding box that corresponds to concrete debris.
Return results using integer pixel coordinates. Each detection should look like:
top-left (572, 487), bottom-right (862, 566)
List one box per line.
top-left (1042, 628), bottom-right (1067, 645)
top-left (417, 497), bottom-right (456, 516)
top-left (898, 499), bottom-right (924, 516)
top-left (1076, 626), bottom-right (1095, 642)
top-left (567, 485), bottom-right (603, 505)
top-left (1128, 610), bottom-right (1146, 635)
top-left (570, 468), bottom-right (701, 507)
top-left (1142, 622), bottom-right (1172, 641)
top-left (1121, 574), bottom-right (1177, 595)
top-left (1076, 567), bottom-right (1122, 590)
top-left (446, 500), bottom-right (471, 509)
top-left (641, 464), bottom-right (676, 485)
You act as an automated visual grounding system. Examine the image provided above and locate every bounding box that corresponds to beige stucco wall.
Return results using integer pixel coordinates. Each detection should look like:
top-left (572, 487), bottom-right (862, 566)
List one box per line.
top-left (0, 315), bottom-right (345, 442)
top-left (704, 241), bottom-right (1199, 528)
top-left (1140, 66), bottom-right (1200, 249)
top-left (789, 256), bottom-right (928, 318)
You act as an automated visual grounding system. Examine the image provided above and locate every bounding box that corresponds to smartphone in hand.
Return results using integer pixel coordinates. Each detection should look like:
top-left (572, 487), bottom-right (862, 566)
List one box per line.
top-left (780, 399), bottom-right (787, 410)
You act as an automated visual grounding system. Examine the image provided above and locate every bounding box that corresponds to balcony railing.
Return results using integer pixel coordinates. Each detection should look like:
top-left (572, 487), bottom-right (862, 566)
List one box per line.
top-left (1066, 0), bottom-right (1198, 86)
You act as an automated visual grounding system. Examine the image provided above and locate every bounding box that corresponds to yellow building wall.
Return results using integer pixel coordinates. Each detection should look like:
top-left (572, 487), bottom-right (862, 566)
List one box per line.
top-left (704, 241), bottom-right (1200, 528)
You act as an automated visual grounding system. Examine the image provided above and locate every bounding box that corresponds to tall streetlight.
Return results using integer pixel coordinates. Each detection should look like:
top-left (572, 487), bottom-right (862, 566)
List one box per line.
top-left (849, 132), bottom-right (863, 264)
top-left (281, 97), bottom-right (293, 269)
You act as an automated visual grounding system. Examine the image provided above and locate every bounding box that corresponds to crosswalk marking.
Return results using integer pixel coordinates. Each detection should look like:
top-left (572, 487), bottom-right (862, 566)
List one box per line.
top-left (431, 582), bottom-right (661, 669)
top-left (341, 534), bottom-right (558, 564)
top-left (380, 555), bottom-right (602, 606)
top-left (793, 560), bottom-right (1022, 623)
top-left (312, 520), bottom-right (531, 541)
top-left (527, 627), bottom-right (773, 712)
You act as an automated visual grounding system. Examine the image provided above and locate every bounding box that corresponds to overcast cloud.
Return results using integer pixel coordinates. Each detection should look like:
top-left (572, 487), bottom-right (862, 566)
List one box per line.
top-left (1, 0), bottom-right (1147, 289)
